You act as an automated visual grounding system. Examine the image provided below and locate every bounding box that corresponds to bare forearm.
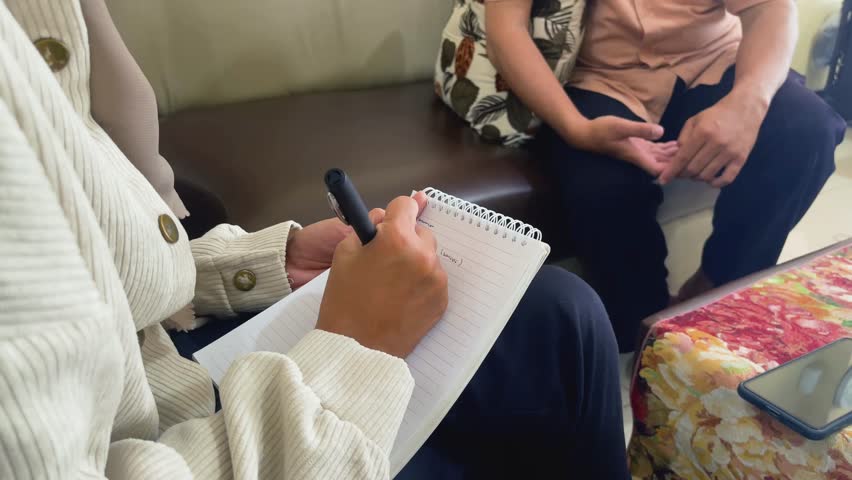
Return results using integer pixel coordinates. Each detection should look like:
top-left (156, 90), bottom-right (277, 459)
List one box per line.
top-left (731, 0), bottom-right (798, 109)
top-left (485, 2), bottom-right (587, 142)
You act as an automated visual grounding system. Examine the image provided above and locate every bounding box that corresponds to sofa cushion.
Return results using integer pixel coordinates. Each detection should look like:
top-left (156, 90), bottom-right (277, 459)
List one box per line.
top-left (160, 82), bottom-right (572, 256)
top-left (658, 179), bottom-right (719, 225)
top-left (107, 0), bottom-right (454, 114)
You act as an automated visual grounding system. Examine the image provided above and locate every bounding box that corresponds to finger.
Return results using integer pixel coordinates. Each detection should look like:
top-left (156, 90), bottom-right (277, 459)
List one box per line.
top-left (659, 122), bottom-right (700, 185)
top-left (611, 118), bottom-right (665, 141)
top-left (635, 150), bottom-right (668, 177)
top-left (368, 208), bottom-right (386, 225)
top-left (415, 224), bottom-right (438, 252)
top-left (384, 195), bottom-right (420, 230)
top-left (696, 153), bottom-right (730, 183)
top-left (653, 144), bottom-right (678, 163)
top-left (655, 141), bottom-right (680, 156)
top-left (411, 191), bottom-right (429, 217)
top-left (681, 143), bottom-right (722, 179)
top-left (711, 163), bottom-right (743, 188)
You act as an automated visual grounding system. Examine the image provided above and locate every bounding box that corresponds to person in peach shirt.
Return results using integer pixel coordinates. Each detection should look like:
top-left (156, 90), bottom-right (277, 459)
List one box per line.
top-left (486, 0), bottom-right (847, 351)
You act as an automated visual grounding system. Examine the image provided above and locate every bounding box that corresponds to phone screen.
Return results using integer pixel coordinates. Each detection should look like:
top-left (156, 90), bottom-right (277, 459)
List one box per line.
top-left (743, 338), bottom-right (852, 429)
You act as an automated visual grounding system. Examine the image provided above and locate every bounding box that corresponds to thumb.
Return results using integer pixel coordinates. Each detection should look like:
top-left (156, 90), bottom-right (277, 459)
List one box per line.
top-left (609, 118), bottom-right (664, 141)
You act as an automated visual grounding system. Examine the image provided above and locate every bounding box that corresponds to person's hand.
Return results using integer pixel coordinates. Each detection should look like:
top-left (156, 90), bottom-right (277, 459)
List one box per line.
top-left (658, 91), bottom-right (767, 187)
top-left (287, 211), bottom-right (385, 289)
top-left (570, 116), bottom-right (678, 176)
top-left (316, 192), bottom-right (449, 358)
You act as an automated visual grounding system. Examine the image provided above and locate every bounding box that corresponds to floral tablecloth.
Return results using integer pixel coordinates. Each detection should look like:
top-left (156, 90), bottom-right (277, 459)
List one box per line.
top-left (629, 244), bottom-right (852, 479)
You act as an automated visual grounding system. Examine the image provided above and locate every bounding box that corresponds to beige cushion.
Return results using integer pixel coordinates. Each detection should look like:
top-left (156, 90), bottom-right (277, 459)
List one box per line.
top-left (659, 180), bottom-right (719, 225)
top-left (106, 0), bottom-right (452, 114)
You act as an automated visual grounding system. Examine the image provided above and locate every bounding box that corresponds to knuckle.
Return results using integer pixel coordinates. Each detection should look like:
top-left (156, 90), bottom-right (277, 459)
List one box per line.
top-left (333, 235), bottom-right (357, 256)
top-left (433, 267), bottom-right (448, 290)
top-left (391, 195), bottom-right (414, 209)
top-left (433, 270), bottom-right (449, 306)
top-left (380, 224), bottom-right (407, 250)
top-left (420, 228), bottom-right (438, 249)
top-left (437, 290), bottom-right (449, 313)
top-left (410, 247), bottom-right (437, 273)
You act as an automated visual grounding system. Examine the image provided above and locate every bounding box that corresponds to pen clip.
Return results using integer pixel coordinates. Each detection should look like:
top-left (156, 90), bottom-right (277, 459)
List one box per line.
top-left (327, 192), bottom-right (349, 226)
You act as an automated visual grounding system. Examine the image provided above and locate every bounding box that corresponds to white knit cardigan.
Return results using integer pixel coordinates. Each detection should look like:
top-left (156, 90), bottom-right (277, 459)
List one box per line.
top-left (0, 1), bottom-right (413, 478)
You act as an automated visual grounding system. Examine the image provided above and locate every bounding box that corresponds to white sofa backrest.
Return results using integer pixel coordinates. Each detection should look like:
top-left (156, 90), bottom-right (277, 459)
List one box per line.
top-left (108, 0), bottom-right (839, 115)
top-left (107, 0), bottom-right (453, 114)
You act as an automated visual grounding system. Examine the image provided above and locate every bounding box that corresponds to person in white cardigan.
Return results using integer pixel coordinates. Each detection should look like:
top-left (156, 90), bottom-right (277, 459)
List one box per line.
top-left (0, 0), bottom-right (629, 478)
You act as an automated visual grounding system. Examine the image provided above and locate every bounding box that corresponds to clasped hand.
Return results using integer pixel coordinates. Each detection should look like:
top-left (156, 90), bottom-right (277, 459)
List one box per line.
top-left (574, 90), bottom-right (766, 188)
top-left (657, 92), bottom-right (765, 187)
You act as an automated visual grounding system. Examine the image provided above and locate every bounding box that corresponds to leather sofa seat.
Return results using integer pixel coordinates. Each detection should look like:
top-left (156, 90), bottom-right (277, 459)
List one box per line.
top-left (161, 82), bottom-right (574, 257)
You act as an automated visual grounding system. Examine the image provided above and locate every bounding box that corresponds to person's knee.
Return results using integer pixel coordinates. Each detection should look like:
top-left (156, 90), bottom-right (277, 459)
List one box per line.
top-left (771, 84), bottom-right (846, 157)
top-left (796, 103), bottom-right (846, 155)
top-left (762, 87), bottom-right (843, 187)
top-left (531, 266), bottom-right (597, 305)
top-left (529, 266), bottom-right (616, 351)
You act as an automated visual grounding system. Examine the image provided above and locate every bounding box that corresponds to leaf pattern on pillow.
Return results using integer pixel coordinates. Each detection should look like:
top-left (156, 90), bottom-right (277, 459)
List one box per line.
top-left (469, 95), bottom-right (508, 125)
top-left (450, 78), bottom-right (480, 117)
top-left (441, 39), bottom-right (456, 72)
top-left (480, 124), bottom-right (502, 143)
top-left (506, 93), bottom-right (533, 132)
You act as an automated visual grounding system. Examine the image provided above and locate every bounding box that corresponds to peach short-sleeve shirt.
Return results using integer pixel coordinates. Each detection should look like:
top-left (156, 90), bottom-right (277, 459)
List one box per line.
top-left (569, 0), bottom-right (773, 122)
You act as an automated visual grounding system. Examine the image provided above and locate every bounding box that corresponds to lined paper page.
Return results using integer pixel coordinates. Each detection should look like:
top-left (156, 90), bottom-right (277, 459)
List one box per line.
top-left (194, 195), bottom-right (550, 475)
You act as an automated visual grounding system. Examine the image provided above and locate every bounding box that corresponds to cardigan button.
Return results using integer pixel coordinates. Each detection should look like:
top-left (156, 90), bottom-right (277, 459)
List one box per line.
top-left (34, 38), bottom-right (70, 72)
top-left (158, 214), bottom-right (180, 244)
top-left (233, 270), bottom-right (257, 292)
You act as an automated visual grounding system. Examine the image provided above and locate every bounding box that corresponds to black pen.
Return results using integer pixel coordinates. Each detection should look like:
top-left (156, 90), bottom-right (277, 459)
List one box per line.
top-left (324, 168), bottom-right (377, 245)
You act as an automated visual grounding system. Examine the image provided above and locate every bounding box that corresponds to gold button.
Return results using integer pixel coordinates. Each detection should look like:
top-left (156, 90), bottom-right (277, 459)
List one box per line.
top-left (33, 38), bottom-right (70, 72)
top-left (158, 214), bottom-right (179, 244)
top-left (233, 269), bottom-right (257, 292)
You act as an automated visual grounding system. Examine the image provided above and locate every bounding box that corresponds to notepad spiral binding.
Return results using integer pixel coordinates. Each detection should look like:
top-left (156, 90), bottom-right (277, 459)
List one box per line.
top-left (423, 188), bottom-right (542, 246)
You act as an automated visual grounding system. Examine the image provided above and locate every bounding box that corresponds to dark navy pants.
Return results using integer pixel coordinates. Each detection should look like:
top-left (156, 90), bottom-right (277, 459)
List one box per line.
top-left (397, 266), bottom-right (628, 479)
top-left (172, 266), bottom-right (629, 478)
top-left (537, 68), bottom-right (847, 352)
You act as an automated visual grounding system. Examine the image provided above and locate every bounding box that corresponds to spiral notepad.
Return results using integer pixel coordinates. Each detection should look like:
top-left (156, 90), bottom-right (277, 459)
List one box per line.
top-left (194, 188), bottom-right (551, 476)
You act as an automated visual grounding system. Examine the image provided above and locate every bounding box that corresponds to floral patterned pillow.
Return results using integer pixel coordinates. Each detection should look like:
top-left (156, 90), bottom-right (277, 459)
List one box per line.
top-left (435, 0), bottom-right (586, 147)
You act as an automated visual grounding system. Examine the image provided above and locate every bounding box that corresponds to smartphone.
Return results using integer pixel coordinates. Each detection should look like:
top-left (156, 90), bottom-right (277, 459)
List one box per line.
top-left (738, 337), bottom-right (852, 441)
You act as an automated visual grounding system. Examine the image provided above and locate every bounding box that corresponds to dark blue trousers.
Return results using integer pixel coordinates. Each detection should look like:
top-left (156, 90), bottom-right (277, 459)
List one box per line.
top-left (172, 266), bottom-right (629, 478)
top-left (397, 266), bottom-right (628, 479)
top-left (536, 68), bottom-right (847, 352)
